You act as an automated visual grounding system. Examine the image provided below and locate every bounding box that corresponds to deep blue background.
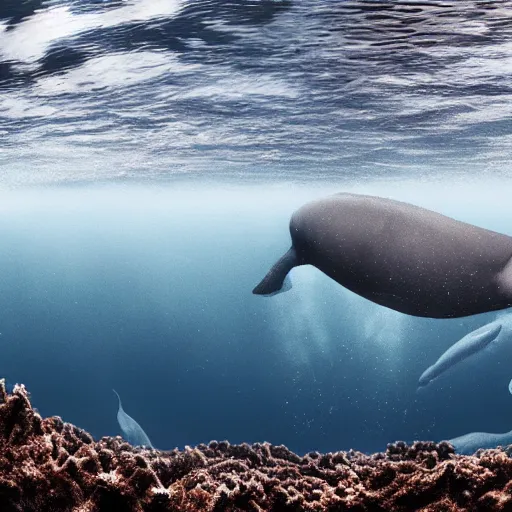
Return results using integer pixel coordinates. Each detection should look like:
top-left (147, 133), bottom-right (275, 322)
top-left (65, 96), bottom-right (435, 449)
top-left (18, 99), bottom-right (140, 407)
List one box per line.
top-left (1, 184), bottom-right (511, 455)
top-left (1, 0), bottom-right (512, 455)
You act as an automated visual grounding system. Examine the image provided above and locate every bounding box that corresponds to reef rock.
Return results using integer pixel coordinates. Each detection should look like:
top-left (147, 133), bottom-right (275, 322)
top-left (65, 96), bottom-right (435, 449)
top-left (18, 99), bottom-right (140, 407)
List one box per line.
top-left (2, 381), bottom-right (512, 511)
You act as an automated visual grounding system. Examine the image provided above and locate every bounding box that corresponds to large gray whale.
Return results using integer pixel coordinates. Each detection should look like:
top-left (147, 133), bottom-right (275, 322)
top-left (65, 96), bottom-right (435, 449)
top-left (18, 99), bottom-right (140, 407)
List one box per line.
top-left (253, 193), bottom-right (512, 319)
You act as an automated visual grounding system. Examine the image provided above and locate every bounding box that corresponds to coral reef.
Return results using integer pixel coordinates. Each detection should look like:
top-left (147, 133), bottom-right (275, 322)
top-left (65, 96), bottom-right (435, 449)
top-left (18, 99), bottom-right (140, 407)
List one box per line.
top-left (2, 382), bottom-right (512, 511)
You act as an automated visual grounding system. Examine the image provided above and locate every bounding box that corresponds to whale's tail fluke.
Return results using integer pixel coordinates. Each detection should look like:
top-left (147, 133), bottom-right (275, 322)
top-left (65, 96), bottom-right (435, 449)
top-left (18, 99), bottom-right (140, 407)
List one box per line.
top-left (253, 247), bottom-right (298, 296)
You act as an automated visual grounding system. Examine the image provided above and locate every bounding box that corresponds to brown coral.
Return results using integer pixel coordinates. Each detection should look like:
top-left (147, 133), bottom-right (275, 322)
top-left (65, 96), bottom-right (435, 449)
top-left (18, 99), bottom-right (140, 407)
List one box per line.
top-left (2, 380), bottom-right (512, 511)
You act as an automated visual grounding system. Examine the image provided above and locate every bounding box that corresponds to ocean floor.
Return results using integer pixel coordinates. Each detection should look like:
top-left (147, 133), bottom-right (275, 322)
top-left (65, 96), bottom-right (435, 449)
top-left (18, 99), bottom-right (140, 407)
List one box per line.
top-left (1, 381), bottom-right (511, 512)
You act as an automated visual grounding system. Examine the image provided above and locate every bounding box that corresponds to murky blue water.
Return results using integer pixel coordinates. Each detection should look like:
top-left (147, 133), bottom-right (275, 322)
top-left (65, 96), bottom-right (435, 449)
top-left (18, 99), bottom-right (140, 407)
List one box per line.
top-left (2, 1), bottom-right (512, 454)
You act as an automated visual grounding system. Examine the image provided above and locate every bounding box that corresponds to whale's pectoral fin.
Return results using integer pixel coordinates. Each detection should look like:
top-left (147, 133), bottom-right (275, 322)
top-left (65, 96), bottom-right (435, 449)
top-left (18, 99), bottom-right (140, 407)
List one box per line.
top-left (261, 275), bottom-right (293, 297)
top-left (253, 247), bottom-right (298, 296)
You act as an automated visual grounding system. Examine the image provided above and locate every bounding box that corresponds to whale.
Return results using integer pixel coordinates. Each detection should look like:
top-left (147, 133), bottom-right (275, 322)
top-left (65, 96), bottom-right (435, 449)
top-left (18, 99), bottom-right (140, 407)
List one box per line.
top-left (113, 389), bottom-right (153, 449)
top-left (253, 193), bottom-right (512, 319)
top-left (418, 321), bottom-right (503, 388)
top-left (418, 311), bottom-right (512, 388)
top-left (448, 429), bottom-right (512, 455)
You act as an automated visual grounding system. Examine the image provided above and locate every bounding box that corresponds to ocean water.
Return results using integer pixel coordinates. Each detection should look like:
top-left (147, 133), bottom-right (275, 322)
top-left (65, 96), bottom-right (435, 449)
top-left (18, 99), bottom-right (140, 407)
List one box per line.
top-left (1, 0), bottom-right (512, 455)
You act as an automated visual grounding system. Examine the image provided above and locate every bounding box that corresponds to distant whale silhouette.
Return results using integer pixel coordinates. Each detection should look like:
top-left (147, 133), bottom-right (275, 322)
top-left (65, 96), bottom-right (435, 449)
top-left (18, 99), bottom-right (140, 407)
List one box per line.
top-left (253, 193), bottom-right (512, 319)
top-left (113, 389), bottom-right (153, 449)
top-left (418, 322), bottom-right (503, 388)
top-left (448, 429), bottom-right (512, 455)
top-left (418, 311), bottom-right (512, 388)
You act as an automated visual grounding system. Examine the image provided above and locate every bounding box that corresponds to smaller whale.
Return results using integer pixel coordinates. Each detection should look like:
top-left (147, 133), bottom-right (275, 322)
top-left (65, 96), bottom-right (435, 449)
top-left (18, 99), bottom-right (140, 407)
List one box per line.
top-left (113, 389), bottom-right (153, 449)
top-left (418, 321), bottom-right (503, 389)
top-left (448, 429), bottom-right (512, 455)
